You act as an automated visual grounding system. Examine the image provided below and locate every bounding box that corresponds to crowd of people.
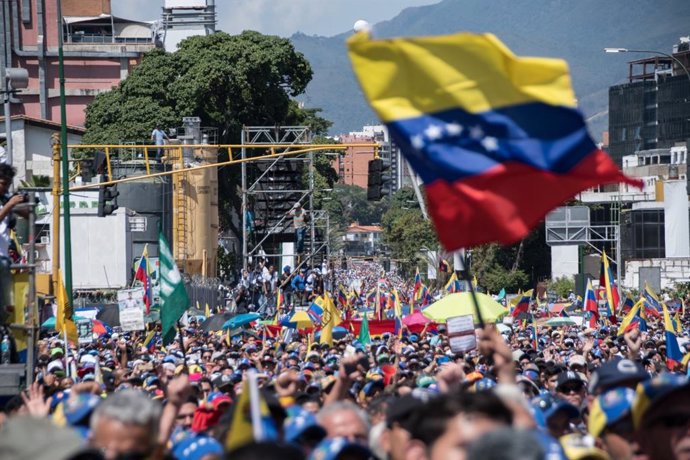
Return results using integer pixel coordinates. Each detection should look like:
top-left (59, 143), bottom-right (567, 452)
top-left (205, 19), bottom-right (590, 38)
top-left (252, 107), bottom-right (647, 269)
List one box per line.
top-left (1, 258), bottom-right (689, 460)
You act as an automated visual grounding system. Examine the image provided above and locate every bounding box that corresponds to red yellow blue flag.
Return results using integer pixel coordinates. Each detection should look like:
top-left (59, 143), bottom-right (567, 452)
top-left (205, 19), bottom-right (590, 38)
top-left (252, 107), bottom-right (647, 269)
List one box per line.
top-left (599, 250), bottom-right (620, 322)
top-left (662, 302), bottom-right (683, 369)
top-left (347, 32), bottom-right (640, 250)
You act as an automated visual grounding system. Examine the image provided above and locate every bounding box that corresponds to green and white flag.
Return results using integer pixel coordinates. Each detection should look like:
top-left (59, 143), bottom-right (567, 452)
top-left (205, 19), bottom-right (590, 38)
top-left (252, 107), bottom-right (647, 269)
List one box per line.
top-left (358, 313), bottom-right (371, 346)
top-left (159, 230), bottom-right (189, 345)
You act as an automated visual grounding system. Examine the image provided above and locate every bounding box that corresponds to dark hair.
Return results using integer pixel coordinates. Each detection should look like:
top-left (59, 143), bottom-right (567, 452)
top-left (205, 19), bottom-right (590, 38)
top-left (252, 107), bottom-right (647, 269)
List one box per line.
top-left (544, 364), bottom-right (565, 378)
top-left (456, 391), bottom-right (513, 425)
top-left (225, 442), bottom-right (303, 460)
top-left (407, 394), bottom-right (463, 446)
top-left (0, 163), bottom-right (16, 182)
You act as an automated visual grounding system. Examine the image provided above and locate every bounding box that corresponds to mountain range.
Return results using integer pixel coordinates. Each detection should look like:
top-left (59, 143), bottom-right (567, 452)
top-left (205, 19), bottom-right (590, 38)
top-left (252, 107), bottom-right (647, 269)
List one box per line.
top-left (291, 0), bottom-right (687, 141)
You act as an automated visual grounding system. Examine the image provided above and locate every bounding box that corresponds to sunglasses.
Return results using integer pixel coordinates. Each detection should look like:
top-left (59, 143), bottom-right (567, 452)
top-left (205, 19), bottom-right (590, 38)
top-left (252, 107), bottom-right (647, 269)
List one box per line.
top-left (559, 383), bottom-right (584, 394)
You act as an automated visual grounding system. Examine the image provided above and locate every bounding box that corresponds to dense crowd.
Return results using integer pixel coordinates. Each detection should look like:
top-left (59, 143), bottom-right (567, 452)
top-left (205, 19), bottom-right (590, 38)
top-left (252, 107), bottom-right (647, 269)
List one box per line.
top-left (1, 260), bottom-right (689, 460)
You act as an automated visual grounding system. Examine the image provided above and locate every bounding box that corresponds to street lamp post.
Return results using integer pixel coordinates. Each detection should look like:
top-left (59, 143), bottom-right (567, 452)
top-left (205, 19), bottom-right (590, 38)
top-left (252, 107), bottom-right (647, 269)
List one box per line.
top-left (604, 47), bottom-right (690, 83)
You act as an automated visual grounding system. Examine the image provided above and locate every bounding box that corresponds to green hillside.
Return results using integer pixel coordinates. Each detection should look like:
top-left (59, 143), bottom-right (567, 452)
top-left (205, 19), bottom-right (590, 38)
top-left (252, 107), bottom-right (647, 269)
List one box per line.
top-left (291, 0), bottom-right (686, 141)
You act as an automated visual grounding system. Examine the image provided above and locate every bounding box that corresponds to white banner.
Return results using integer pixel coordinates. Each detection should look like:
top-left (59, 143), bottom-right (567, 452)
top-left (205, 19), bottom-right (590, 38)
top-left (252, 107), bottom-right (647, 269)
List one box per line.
top-left (118, 288), bottom-right (146, 332)
top-left (446, 315), bottom-right (476, 353)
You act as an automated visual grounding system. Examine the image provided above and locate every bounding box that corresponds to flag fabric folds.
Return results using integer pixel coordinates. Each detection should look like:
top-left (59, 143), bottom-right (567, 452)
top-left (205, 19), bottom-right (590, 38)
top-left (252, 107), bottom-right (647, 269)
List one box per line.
top-left (584, 280), bottom-right (599, 328)
top-left (643, 283), bottom-right (663, 314)
top-left (224, 374), bottom-right (277, 450)
top-left (359, 313), bottom-right (371, 345)
top-left (511, 293), bottom-right (531, 317)
top-left (55, 269), bottom-right (78, 344)
top-left (617, 299), bottom-right (643, 336)
top-left (347, 32), bottom-right (641, 250)
top-left (662, 302), bottom-right (683, 368)
top-left (159, 230), bottom-right (189, 345)
top-left (337, 285), bottom-right (349, 308)
top-left (444, 272), bottom-right (462, 294)
top-left (134, 244), bottom-right (152, 314)
top-left (307, 296), bottom-right (325, 323)
top-left (319, 293), bottom-right (342, 346)
top-left (599, 250), bottom-right (620, 322)
top-left (413, 269), bottom-right (422, 301)
top-left (143, 329), bottom-right (158, 352)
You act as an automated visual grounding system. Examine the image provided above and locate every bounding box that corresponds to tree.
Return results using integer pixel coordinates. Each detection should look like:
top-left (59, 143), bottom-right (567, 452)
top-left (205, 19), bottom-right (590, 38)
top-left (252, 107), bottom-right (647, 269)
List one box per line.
top-left (381, 188), bottom-right (438, 277)
top-left (548, 276), bottom-right (575, 300)
top-left (83, 31), bottom-right (332, 260)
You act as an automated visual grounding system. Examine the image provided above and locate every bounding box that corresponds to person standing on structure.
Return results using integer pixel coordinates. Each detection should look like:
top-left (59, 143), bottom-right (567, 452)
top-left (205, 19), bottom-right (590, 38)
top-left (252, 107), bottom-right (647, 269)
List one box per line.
top-left (151, 125), bottom-right (169, 161)
top-left (290, 202), bottom-right (307, 256)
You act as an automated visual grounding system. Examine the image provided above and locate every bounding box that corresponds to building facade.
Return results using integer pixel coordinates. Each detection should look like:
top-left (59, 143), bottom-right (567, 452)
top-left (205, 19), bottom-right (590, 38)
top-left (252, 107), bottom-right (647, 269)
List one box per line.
top-left (608, 38), bottom-right (690, 165)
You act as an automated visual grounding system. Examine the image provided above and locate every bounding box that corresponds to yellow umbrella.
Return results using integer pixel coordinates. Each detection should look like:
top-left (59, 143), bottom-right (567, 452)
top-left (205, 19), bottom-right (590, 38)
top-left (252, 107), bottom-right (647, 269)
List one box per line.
top-left (289, 310), bottom-right (314, 329)
top-left (422, 292), bottom-right (508, 325)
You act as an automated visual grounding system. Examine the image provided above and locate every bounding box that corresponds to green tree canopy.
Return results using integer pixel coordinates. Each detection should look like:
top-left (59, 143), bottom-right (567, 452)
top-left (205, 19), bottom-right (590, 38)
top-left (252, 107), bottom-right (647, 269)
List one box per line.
top-left (84, 31), bottom-right (317, 144)
top-left (83, 31), bottom-right (335, 250)
top-left (381, 188), bottom-right (438, 277)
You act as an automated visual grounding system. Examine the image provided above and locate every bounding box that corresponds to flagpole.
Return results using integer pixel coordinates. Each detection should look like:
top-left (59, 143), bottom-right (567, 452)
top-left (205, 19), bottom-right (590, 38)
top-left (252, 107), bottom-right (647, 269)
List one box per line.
top-left (247, 369), bottom-right (264, 441)
top-left (458, 252), bottom-right (485, 328)
top-left (177, 320), bottom-right (187, 371)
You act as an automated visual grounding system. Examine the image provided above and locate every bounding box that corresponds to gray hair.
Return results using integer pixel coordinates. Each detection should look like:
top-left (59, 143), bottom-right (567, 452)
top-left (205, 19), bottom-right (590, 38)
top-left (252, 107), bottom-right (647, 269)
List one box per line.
top-left (90, 389), bottom-right (162, 441)
top-left (317, 400), bottom-right (370, 431)
top-left (467, 428), bottom-right (544, 460)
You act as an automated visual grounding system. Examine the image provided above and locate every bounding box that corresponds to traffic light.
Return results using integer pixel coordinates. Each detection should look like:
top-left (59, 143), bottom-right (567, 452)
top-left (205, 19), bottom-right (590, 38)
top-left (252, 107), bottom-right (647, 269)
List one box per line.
top-left (367, 158), bottom-right (392, 201)
top-left (97, 176), bottom-right (119, 217)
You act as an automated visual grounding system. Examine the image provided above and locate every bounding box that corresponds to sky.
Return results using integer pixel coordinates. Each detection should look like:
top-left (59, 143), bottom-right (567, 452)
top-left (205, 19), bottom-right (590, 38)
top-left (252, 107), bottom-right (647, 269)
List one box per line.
top-left (112, 0), bottom-right (439, 37)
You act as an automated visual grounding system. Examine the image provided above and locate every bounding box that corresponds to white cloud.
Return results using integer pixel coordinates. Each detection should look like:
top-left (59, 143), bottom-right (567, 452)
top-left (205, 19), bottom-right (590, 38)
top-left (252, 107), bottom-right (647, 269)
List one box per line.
top-left (111, 0), bottom-right (439, 37)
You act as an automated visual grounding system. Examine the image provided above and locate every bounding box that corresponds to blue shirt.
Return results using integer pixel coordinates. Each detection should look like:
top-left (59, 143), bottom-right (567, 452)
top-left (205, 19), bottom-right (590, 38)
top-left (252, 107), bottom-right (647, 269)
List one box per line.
top-left (151, 128), bottom-right (167, 145)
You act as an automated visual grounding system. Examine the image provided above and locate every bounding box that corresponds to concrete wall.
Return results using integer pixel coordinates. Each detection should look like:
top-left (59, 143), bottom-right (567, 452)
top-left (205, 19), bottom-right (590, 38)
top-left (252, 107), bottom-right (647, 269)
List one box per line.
top-left (7, 118), bottom-right (83, 182)
top-left (551, 245), bottom-right (579, 280)
top-left (624, 258), bottom-right (690, 291)
top-left (59, 207), bottom-right (132, 289)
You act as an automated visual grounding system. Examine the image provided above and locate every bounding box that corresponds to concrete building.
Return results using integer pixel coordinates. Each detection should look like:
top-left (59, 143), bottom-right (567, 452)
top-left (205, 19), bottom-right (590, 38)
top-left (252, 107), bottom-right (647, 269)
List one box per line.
top-left (3, 115), bottom-right (84, 181)
top-left (335, 124), bottom-right (417, 192)
top-left (343, 222), bottom-right (382, 257)
top-left (332, 133), bottom-right (376, 189)
top-left (160, 0), bottom-right (216, 52)
top-left (0, 0), bottom-right (157, 128)
top-left (608, 37), bottom-right (690, 165)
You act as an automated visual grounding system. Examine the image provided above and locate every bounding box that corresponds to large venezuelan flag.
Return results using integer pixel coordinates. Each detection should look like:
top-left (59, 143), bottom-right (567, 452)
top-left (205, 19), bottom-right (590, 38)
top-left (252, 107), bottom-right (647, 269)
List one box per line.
top-left (348, 32), bottom-right (641, 249)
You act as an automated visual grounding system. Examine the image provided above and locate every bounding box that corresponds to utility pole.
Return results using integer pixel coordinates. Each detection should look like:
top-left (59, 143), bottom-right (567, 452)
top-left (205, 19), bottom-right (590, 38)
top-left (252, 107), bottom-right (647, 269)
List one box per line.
top-left (51, 134), bottom-right (61, 294)
top-left (57, 0), bottom-right (73, 306)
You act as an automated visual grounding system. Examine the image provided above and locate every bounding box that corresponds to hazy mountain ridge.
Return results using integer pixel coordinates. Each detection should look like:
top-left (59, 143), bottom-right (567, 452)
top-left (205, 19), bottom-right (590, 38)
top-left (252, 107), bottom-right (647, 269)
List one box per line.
top-left (291, 0), bottom-right (686, 140)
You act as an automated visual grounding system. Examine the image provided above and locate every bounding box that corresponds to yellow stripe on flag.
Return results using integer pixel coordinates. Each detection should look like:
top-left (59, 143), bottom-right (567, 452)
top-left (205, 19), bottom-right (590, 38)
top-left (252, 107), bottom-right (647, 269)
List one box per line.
top-left (347, 32), bottom-right (577, 122)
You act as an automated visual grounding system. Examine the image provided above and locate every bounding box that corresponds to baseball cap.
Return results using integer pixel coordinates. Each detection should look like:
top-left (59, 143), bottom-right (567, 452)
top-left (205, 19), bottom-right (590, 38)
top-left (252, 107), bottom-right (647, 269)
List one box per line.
top-left (308, 437), bottom-right (372, 460)
top-left (50, 347), bottom-right (64, 357)
top-left (632, 373), bottom-right (690, 428)
top-left (471, 378), bottom-right (497, 392)
top-left (588, 357), bottom-right (649, 394)
top-left (588, 387), bottom-right (635, 437)
top-left (171, 434), bottom-right (223, 460)
top-left (532, 393), bottom-right (580, 421)
top-left (284, 408), bottom-right (327, 443)
top-left (64, 394), bottom-right (101, 427)
top-left (568, 355), bottom-right (587, 369)
top-left (559, 433), bottom-right (609, 460)
top-left (555, 371), bottom-right (585, 391)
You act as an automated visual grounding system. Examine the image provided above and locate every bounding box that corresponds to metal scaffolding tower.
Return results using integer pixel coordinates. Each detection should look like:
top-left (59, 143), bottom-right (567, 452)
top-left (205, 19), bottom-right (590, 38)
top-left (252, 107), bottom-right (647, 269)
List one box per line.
top-left (240, 126), bottom-right (331, 271)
